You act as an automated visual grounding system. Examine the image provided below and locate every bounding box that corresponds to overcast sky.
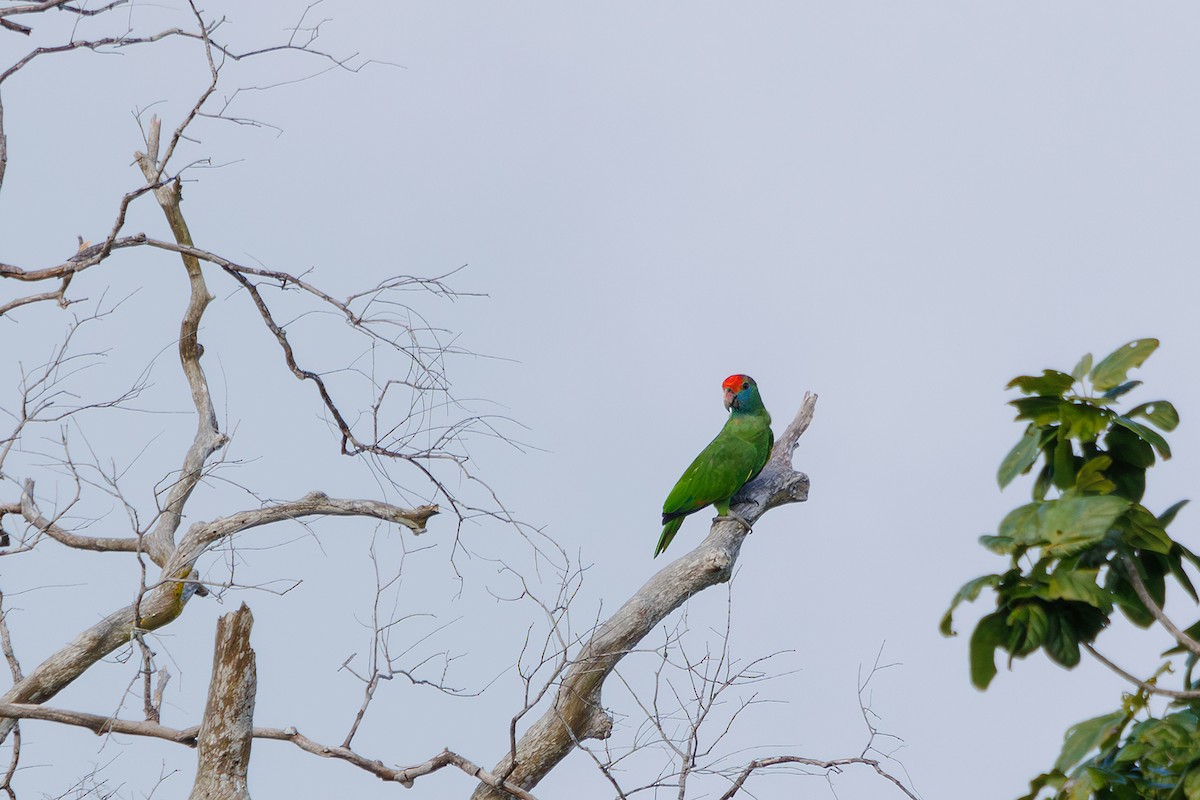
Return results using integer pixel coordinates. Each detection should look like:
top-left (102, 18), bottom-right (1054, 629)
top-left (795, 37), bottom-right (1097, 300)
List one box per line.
top-left (3, 3), bottom-right (1200, 799)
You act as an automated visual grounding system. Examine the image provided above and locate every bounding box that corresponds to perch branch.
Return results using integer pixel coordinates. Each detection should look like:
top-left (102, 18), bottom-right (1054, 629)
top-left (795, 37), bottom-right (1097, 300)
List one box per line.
top-left (472, 393), bottom-right (817, 798)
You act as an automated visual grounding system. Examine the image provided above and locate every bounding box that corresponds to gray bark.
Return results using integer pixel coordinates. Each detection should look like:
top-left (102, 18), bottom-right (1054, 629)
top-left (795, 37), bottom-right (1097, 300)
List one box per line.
top-left (189, 604), bottom-right (256, 800)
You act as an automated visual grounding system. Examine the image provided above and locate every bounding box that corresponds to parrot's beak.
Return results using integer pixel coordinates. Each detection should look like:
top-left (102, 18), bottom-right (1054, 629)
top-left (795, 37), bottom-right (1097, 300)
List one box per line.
top-left (724, 388), bottom-right (736, 410)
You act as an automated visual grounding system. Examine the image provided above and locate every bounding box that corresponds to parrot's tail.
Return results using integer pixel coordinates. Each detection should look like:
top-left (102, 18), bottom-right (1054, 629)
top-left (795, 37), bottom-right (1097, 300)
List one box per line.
top-left (654, 516), bottom-right (684, 558)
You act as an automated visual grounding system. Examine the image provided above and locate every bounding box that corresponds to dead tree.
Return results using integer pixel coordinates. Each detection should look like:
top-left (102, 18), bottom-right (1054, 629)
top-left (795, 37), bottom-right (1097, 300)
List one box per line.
top-left (0, 3), bottom-right (918, 798)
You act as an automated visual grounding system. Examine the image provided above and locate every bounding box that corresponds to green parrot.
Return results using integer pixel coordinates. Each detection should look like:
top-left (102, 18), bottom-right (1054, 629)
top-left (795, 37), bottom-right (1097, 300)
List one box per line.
top-left (655, 374), bottom-right (773, 557)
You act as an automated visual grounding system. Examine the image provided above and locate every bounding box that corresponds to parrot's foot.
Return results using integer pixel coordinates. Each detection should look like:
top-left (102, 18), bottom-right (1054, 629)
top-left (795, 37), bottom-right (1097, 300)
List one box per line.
top-left (714, 512), bottom-right (753, 531)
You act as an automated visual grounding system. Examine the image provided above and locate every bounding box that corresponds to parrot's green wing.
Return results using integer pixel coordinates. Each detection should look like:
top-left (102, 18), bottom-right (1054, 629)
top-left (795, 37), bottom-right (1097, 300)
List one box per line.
top-left (661, 435), bottom-right (763, 519)
top-left (656, 415), bottom-right (772, 557)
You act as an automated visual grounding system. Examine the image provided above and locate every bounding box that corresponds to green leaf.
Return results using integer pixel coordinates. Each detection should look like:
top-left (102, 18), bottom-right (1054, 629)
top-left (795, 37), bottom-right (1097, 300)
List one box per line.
top-left (1106, 425), bottom-right (1155, 469)
top-left (1006, 602), bottom-right (1050, 656)
top-left (1040, 495), bottom-right (1132, 556)
top-left (1183, 767), bottom-right (1200, 800)
top-left (1163, 619), bottom-right (1200, 656)
top-left (1108, 571), bottom-right (1154, 628)
top-left (1011, 397), bottom-right (1065, 425)
top-left (1175, 541), bottom-right (1200, 574)
top-left (1071, 353), bottom-right (1093, 382)
top-left (1105, 459), bottom-right (1146, 503)
top-left (1001, 502), bottom-right (1044, 545)
top-left (1052, 437), bottom-right (1078, 490)
top-left (1113, 739), bottom-right (1149, 763)
top-left (1168, 551), bottom-right (1199, 603)
top-left (1090, 338), bottom-right (1159, 392)
top-left (1049, 568), bottom-right (1113, 613)
top-left (1127, 400), bottom-right (1180, 432)
top-left (969, 612), bottom-right (1008, 689)
top-left (1008, 370), bottom-right (1076, 397)
top-left (1019, 770), bottom-right (1068, 800)
top-left (1102, 380), bottom-right (1142, 400)
top-left (1043, 609), bottom-right (1081, 667)
top-left (979, 534), bottom-right (1017, 555)
top-left (1061, 403), bottom-right (1110, 443)
top-left (1131, 555), bottom-right (1168, 609)
top-left (1122, 506), bottom-right (1174, 555)
top-left (941, 573), bottom-right (1002, 636)
top-left (1054, 710), bottom-right (1128, 772)
top-left (1033, 463), bottom-right (1053, 502)
top-left (998, 425), bottom-right (1043, 489)
top-left (1114, 416), bottom-right (1172, 460)
top-left (1075, 456), bottom-right (1116, 495)
top-left (1065, 767), bottom-right (1105, 800)
top-left (1160, 499), bottom-right (1190, 528)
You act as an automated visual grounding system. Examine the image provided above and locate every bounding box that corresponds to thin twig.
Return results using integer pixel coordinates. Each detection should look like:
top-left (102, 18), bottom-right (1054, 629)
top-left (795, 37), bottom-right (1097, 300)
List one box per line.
top-left (0, 703), bottom-right (536, 798)
top-left (1122, 558), bottom-right (1200, 657)
top-left (1084, 643), bottom-right (1200, 699)
top-left (717, 754), bottom-right (919, 800)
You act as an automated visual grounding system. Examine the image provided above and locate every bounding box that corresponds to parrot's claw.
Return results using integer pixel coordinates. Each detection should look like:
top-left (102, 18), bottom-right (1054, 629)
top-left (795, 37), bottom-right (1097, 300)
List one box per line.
top-left (714, 512), bottom-right (753, 531)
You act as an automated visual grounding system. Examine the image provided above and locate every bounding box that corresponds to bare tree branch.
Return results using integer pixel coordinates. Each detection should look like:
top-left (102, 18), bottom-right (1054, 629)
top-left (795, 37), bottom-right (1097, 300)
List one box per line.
top-left (1083, 642), bottom-right (1200, 700)
top-left (0, 703), bottom-right (539, 799)
top-left (0, 18), bottom-right (31, 35)
top-left (717, 754), bottom-right (920, 800)
top-left (0, 93), bottom-right (7, 194)
top-left (18, 479), bottom-right (141, 553)
top-left (0, 591), bottom-right (19, 685)
top-left (0, 489), bottom-right (433, 747)
top-left (133, 115), bottom-right (228, 565)
top-left (0, 1), bottom-right (76, 19)
top-left (472, 393), bottom-right (817, 798)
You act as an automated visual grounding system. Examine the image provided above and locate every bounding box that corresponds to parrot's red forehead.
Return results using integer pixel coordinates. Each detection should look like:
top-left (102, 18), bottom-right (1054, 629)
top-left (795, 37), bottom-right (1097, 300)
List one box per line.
top-left (722, 374), bottom-right (750, 391)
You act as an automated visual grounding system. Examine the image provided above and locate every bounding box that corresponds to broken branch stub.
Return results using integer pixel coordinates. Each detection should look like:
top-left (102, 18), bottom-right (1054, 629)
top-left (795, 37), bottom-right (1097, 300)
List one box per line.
top-left (189, 604), bottom-right (256, 800)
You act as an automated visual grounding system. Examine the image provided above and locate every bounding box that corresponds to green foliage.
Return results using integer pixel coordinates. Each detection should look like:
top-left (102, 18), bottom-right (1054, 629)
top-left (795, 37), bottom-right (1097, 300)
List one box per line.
top-left (1089, 339), bottom-right (1158, 392)
top-left (943, 339), bottom-right (1200, 799)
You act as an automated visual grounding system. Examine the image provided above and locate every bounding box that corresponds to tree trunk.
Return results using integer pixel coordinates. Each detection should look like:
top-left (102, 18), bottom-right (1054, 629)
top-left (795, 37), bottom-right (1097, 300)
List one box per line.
top-left (190, 604), bottom-right (257, 800)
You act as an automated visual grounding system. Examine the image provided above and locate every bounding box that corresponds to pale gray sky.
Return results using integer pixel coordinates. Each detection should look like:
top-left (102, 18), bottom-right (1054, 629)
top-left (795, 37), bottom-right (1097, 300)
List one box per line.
top-left (2, 3), bottom-right (1200, 799)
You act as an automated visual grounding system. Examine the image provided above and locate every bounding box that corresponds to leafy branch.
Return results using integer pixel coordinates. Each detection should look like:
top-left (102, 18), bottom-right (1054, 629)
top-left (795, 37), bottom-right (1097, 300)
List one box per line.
top-left (943, 338), bottom-right (1200, 799)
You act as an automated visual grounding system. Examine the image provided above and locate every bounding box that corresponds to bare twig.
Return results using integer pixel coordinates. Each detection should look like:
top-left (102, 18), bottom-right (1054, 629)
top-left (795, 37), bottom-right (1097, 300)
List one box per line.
top-left (717, 754), bottom-right (919, 800)
top-left (1084, 643), bottom-right (1200, 700)
top-left (0, 91), bottom-right (6, 194)
top-left (0, 703), bottom-right (537, 799)
top-left (0, 589), bottom-right (22, 683)
top-left (0, 723), bottom-right (17, 800)
top-left (0, 18), bottom-right (32, 35)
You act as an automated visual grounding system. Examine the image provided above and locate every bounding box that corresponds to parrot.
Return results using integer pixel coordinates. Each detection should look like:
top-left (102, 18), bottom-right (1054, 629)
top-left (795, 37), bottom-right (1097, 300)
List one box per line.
top-left (655, 374), bottom-right (773, 557)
